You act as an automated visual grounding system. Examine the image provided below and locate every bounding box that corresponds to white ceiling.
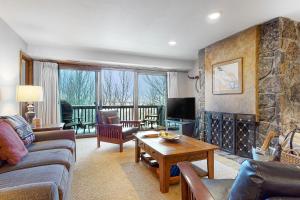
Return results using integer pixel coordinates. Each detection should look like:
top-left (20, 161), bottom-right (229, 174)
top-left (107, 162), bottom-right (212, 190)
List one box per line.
top-left (1, 0), bottom-right (300, 61)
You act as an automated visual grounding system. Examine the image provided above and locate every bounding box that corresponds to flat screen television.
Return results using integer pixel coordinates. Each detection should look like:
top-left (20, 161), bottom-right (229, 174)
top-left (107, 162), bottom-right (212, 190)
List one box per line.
top-left (167, 97), bottom-right (195, 120)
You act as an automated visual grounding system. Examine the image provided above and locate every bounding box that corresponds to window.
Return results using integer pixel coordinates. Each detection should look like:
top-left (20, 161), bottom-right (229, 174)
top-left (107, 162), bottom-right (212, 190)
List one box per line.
top-left (101, 69), bottom-right (134, 106)
top-left (59, 69), bottom-right (96, 105)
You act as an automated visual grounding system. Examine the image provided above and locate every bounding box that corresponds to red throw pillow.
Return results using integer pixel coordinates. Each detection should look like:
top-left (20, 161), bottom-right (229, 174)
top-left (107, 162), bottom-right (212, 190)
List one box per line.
top-left (0, 120), bottom-right (28, 165)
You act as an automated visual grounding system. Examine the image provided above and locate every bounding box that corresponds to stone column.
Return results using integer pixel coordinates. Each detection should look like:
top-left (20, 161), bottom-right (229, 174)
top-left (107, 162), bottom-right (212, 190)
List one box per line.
top-left (197, 48), bottom-right (206, 140)
top-left (257, 18), bottom-right (282, 146)
top-left (257, 17), bottom-right (300, 146)
top-left (279, 18), bottom-right (300, 133)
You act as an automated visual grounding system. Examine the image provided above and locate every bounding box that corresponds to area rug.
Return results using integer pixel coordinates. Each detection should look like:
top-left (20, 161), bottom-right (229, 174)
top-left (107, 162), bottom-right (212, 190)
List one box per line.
top-left (71, 138), bottom-right (239, 200)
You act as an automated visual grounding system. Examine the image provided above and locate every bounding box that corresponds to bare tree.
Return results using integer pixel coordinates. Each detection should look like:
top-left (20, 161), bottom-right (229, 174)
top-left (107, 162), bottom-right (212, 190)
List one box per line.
top-left (102, 70), bottom-right (133, 106)
top-left (143, 75), bottom-right (166, 105)
top-left (59, 70), bottom-right (95, 105)
top-left (114, 71), bottom-right (131, 105)
top-left (60, 70), bottom-right (165, 107)
top-left (102, 71), bottom-right (116, 105)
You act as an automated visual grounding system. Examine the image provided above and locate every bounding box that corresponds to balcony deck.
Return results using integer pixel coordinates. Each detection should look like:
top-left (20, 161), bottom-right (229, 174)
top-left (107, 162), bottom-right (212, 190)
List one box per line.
top-left (70, 105), bottom-right (165, 135)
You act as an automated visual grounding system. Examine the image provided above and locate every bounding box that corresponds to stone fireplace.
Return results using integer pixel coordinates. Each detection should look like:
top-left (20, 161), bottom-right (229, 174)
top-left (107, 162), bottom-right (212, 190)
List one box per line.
top-left (196, 17), bottom-right (300, 148)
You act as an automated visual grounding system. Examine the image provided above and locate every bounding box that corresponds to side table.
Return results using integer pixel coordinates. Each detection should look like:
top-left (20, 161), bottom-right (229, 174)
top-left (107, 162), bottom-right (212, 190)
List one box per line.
top-left (32, 123), bottom-right (64, 132)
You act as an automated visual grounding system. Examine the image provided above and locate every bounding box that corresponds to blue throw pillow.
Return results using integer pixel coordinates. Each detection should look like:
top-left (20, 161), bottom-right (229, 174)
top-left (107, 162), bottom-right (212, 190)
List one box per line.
top-left (1, 115), bottom-right (35, 146)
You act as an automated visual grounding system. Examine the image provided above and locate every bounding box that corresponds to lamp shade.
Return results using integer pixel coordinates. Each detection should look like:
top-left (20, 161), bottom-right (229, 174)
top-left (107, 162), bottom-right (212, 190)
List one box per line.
top-left (16, 85), bottom-right (43, 102)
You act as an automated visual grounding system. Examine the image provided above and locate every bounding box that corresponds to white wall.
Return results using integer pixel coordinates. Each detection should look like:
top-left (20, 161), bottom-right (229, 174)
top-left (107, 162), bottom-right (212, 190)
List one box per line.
top-left (27, 45), bottom-right (194, 71)
top-left (177, 72), bottom-right (195, 98)
top-left (0, 18), bottom-right (27, 115)
top-left (168, 70), bottom-right (196, 98)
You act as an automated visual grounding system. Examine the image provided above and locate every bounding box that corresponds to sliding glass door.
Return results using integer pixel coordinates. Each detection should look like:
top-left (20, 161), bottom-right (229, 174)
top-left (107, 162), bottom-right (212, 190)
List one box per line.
top-left (59, 69), bottom-right (96, 135)
top-left (58, 67), bottom-right (168, 136)
top-left (101, 69), bottom-right (134, 120)
top-left (138, 73), bottom-right (167, 129)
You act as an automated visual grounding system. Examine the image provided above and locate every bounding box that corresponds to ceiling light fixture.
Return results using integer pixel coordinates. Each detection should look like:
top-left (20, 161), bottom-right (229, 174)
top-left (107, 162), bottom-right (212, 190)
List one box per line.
top-left (168, 40), bottom-right (177, 46)
top-left (207, 11), bottom-right (221, 20)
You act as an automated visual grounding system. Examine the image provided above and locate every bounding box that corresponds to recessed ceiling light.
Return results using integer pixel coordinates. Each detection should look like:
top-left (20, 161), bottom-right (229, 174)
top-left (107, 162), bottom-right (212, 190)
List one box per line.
top-left (207, 11), bottom-right (221, 20)
top-left (168, 40), bottom-right (177, 46)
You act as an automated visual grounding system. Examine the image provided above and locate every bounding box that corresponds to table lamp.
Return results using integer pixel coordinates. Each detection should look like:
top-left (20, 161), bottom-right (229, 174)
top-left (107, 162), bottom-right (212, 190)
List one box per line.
top-left (16, 85), bottom-right (43, 125)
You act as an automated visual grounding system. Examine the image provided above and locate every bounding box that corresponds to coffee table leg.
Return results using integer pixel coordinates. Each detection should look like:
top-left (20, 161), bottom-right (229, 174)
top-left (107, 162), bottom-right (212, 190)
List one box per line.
top-left (135, 139), bottom-right (140, 163)
top-left (207, 150), bottom-right (214, 179)
top-left (159, 159), bottom-right (170, 193)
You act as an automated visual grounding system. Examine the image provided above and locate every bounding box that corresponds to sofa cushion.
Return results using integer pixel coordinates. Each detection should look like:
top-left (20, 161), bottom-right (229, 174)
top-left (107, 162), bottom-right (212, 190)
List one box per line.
top-left (122, 127), bottom-right (139, 139)
top-left (0, 182), bottom-right (59, 200)
top-left (202, 179), bottom-right (234, 200)
top-left (0, 149), bottom-right (74, 174)
top-left (0, 121), bottom-right (28, 165)
top-left (28, 139), bottom-right (75, 154)
top-left (0, 165), bottom-right (69, 200)
top-left (1, 115), bottom-right (35, 146)
top-left (229, 160), bottom-right (300, 200)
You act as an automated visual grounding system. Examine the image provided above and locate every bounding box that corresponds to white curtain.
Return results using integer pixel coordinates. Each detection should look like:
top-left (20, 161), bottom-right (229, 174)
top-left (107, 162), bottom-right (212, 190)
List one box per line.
top-left (33, 61), bottom-right (61, 125)
top-left (167, 72), bottom-right (178, 98)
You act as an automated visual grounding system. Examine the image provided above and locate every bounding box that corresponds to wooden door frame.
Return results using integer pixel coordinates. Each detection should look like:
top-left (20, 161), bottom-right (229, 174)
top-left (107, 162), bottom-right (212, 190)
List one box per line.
top-left (19, 51), bottom-right (33, 85)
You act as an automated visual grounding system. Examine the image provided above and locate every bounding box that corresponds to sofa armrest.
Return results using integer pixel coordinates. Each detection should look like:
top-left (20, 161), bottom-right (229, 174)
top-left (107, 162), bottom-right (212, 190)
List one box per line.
top-left (177, 162), bottom-right (214, 200)
top-left (0, 182), bottom-right (59, 200)
top-left (34, 130), bottom-right (75, 142)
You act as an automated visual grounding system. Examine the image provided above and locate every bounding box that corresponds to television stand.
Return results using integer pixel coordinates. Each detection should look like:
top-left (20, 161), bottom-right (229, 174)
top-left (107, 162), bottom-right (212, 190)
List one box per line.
top-left (165, 119), bottom-right (195, 138)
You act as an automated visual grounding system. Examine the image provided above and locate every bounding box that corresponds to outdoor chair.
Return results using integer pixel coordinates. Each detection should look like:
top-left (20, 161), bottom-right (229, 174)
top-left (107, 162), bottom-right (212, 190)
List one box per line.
top-left (61, 100), bottom-right (83, 133)
top-left (142, 106), bottom-right (163, 130)
top-left (96, 109), bottom-right (141, 152)
top-left (143, 114), bottom-right (159, 129)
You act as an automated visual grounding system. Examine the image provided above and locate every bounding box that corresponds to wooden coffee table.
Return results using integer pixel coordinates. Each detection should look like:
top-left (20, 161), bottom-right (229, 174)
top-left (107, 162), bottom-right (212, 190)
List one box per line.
top-left (134, 131), bottom-right (218, 193)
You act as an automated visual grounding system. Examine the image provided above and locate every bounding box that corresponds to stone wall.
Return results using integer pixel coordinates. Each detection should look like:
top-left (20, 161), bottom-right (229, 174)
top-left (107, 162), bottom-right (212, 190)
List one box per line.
top-left (197, 49), bottom-right (205, 113)
top-left (257, 17), bottom-right (300, 145)
top-left (196, 49), bottom-right (206, 139)
top-left (280, 18), bottom-right (300, 132)
top-left (257, 18), bottom-right (282, 145)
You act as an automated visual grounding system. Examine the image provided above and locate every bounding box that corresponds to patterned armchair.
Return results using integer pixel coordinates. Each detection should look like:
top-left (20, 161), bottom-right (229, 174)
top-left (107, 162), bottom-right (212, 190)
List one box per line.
top-left (96, 110), bottom-right (140, 152)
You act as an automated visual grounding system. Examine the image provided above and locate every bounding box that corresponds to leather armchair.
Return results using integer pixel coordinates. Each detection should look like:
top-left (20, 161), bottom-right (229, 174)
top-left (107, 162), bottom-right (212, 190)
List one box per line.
top-left (178, 160), bottom-right (300, 200)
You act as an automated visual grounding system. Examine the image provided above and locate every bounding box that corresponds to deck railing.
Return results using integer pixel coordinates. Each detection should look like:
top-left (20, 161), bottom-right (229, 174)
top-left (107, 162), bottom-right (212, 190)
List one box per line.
top-left (71, 105), bottom-right (165, 134)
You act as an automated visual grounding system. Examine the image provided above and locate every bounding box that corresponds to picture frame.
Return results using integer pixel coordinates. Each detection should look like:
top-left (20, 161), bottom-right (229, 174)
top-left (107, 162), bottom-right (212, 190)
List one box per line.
top-left (212, 58), bottom-right (243, 95)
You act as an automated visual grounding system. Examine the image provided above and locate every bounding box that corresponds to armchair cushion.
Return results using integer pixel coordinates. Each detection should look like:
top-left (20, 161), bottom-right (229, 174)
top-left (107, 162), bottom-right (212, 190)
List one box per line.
top-left (201, 179), bottom-right (234, 200)
top-left (122, 127), bottom-right (139, 139)
top-left (96, 110), bottom-right (118, 124)
top-left (229, 160), bottom-right (300, 200)
top-left (108, 115), bottom-right (120, 124)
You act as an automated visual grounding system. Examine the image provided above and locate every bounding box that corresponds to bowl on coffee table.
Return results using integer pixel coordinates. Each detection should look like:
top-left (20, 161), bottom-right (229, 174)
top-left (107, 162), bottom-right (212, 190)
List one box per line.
top-left (159, 131), bottom-right (181, 142)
